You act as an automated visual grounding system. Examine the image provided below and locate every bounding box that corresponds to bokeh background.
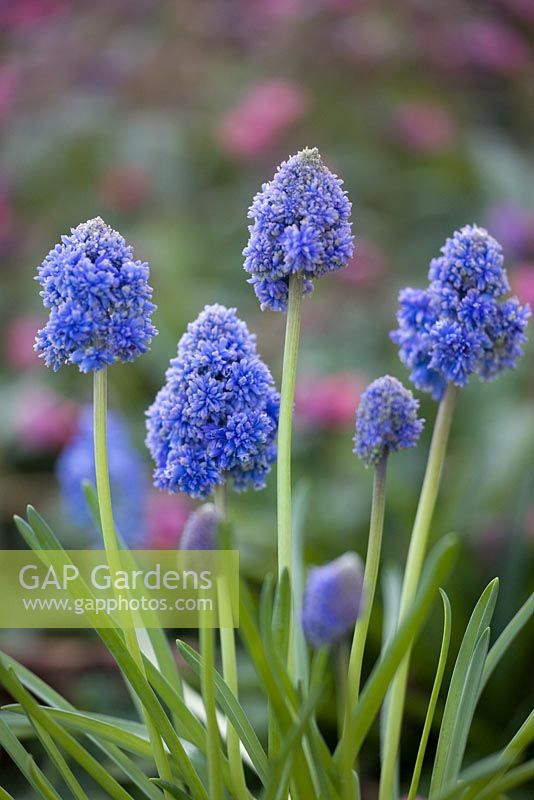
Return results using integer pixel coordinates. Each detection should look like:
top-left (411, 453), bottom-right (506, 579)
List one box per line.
top-left (0, 1), bottom-right (533, 797)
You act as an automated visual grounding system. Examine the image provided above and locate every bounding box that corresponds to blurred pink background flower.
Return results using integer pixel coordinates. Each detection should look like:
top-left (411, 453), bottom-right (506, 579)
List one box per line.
top-left (14, 387), bottom-right (78, 451)
top-left (392, 101), bottom-right (456, 153)
top-left (511, 264), bottom-right (534, 307)
top-left (296, 372), bottom-right (366, 430)
top-left (216, 79), bottom-right (308, 159)
top-left (146, 492), bottom-right (191, 549)
top-left (336, 239), bottom-right (386, 287)
top-left (486, 203), bottom-right (534, 258)
top-left (4, 314), bottom-right (41, 371)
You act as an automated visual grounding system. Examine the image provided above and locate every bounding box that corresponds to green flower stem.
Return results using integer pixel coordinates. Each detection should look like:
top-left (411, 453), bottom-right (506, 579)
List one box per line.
top-left (213, 484), bottom-right (249, 800)
top-left (277, 273), bottom-right (304, 580)
top-left (339, 457), bottom-right (388, 800)
top-left (379, 384), bottom-right (458, 800)
top-left (93, 369), bottom-right (173, 799)
top-left (200, 624), bottom-right (224, 800)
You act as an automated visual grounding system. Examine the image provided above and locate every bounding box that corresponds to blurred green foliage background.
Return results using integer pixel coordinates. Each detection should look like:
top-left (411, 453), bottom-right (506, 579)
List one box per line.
top-left (0, 1), bottom-right (533, 796)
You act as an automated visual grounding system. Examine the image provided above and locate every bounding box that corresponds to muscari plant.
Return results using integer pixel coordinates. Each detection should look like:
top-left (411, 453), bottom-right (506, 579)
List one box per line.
top-left (0, 149), bottom-right (532, 800)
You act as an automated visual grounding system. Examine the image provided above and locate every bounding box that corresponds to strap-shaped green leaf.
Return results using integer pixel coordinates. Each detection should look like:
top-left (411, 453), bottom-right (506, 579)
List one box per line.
top-left (177, 640), bottom-right (268, 782)
top-left (481, 590), bottom-right (534, 692)
top-left (407, 589), bottom-right (452, 800)
top-left (151, 781), bottom-right (192, 799)
top-left (430, 578), bottom-right (499, 798)
top-left (0, 717), bottom-right (61, 800)
top-left (334, 534), bottom-right (458, 769)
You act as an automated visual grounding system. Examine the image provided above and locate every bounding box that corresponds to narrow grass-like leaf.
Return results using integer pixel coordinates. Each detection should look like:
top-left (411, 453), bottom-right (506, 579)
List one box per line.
top-left (177, 640), bottom-right (268, 782)
top-left (473, 758), bottom-right (534, 800)
top-left (199, 626), bottom-right (224, 800)
top-left (407, 590), bottom-right (451, 800)
top-left (0, 716), bottom-right (61, 799)
top-left (0, 660), bottom-right (135, 800)
top-left (151, 781), bottom-right (192, 799)
top-left (292, 481), bottom-right (310, 688)
top-left (0, 786), bottom-right (15, 799)
top-left (481, 590), bottom-right (534, 692)
top-left (10, 510), bottom-right (209, 800)
top-left (441, 627), bottom-right (491, 789)
top-left (334, 535), bottom-right (458, 770)
top-left (262, 687), bottom-right (324, 800)
top-left (430, 579), bottom-right (499, 799)
top-left (0, 653), bottom-right (163, 800)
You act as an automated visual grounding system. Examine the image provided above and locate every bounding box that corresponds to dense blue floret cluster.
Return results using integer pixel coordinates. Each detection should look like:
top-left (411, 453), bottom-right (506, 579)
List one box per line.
top-left (180, 504), bottom-right (221, 550)
top-left (35, 217), bottom-right (157, 372)
top-left (56, 409), bottom-right (148, 545)
top-left (302, 552), bottom-right (364, 648)
top-left (391, 225), bottom-right (530, 399)
top-left (146, 304), bottom-right (280, 498)
top-left (354, 376), bottom-right (424, 467)
top-left (243, 148), bottom-right (354, 311)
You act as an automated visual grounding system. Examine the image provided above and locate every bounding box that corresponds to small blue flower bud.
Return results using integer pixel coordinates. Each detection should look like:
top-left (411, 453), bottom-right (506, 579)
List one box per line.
top-left (35, 217), bottom-right (157, 372)
top-left (146, 304), bottom-right (280, 498)
top-left (302, 552), bottom-right (364, 648)
top-left (243, 148), bottom-right (354, 311)
top-left (354, 376), bottom-right (424, 468)
top-left (180, 504), bottom-right (221, 551)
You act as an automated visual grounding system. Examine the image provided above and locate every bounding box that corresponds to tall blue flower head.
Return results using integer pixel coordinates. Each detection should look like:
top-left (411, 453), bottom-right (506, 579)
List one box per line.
top-left (35, 217), bottom-right (157, 372)
top-left (392, 224), bottom-right (530, 399)
top-left (146, 304), bottom-right (280, 498)
top-left (56, 408), bottom-right (148, 545)
top-left (302, 552), bottom-right (364, 649)
top-left (243, 148), bottom-right (354, 311)
top-left (354, 376), bottom-right (424, 467)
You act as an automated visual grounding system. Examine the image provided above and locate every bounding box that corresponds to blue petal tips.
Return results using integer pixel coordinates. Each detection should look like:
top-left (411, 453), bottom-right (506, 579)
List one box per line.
top-left (145, 304), bottom-right (280, 499)
top-left (391, 224), bottom-right (530, 399)
top-left (354, 375), bottom-right (424, 468)
top-left (35, 217), bottom-right (157, 372)
top-left (302, 552), bottom-right (364, 648)
top-left (243, 147), bottom-right (354, 311)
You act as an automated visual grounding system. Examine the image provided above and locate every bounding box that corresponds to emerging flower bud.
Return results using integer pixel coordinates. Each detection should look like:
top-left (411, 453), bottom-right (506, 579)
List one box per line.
top-left (243, 147), bottom-right (354, 311)
top-left (180, 504), bottom-right (221, 551)
top-left (301, 552), bottom-right (364, 648)
top-left (354, 375), bottom-right (424, 468)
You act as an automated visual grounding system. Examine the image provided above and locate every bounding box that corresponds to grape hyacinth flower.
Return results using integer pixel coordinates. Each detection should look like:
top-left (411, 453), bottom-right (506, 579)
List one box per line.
top-left (57, 408), bottom-right (148, 546)
top-left (302, 552), bottom-right (364, 648)
top-left (354, 375), bottom-right (424, 467)
top-left (35, 216), bottom-right (157, 372)
top-left (181, 504), bottom-right (221, 551)
top-left (391, 224), bottom-right (530, 399)
top-left (243, 147), bottom-right (354, 311)
top-left (146, 304), bottom-right (280, 499)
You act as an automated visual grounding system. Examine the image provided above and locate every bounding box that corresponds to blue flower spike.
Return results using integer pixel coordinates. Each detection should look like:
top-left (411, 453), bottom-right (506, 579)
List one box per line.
top-left (243, 147), bottom-right (354, 311)
top-left (302, 552), bottom-right (364, 648)
top-left (146, 304), bottom-right (280, 498)
top-left (354, 375), bottom-right (424, 468)
top-left (35, 217), bottom-right (157, 372)
top-left (180, 504), bottom-right (221, 551)
top-left (392, 224), bottom-right (530, 399)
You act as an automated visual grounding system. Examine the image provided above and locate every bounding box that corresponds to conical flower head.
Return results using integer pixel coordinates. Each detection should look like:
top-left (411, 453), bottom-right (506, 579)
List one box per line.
top-left (302, 552), bottom-right (364, 648)
top-left (180, 504), bottom-right (221, 551)
top-left (354, 376), bottom-right (424, 467)
top-left (243, 148), bottom-right (354, 311)
top-left (146, 304), bottom-right (280, 498)
top-left (35, 217), bottom-right (157, 372)
top-left (391, 224), bottom-right (530, 399)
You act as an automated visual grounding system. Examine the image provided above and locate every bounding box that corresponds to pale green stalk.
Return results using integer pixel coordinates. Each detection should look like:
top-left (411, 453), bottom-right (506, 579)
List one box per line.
top-left (340, 457), bottom-right (388, 800)
top-left (200, 624), bottom-right (224, 800)
top-left (379, 384), bottom-right (457, 800)
top-left (93, 369), bottom-right (173, 799)
top-left (277, 274), bottom-right (304, 579)
top-left (214, 485), bottom-right (249, 800)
